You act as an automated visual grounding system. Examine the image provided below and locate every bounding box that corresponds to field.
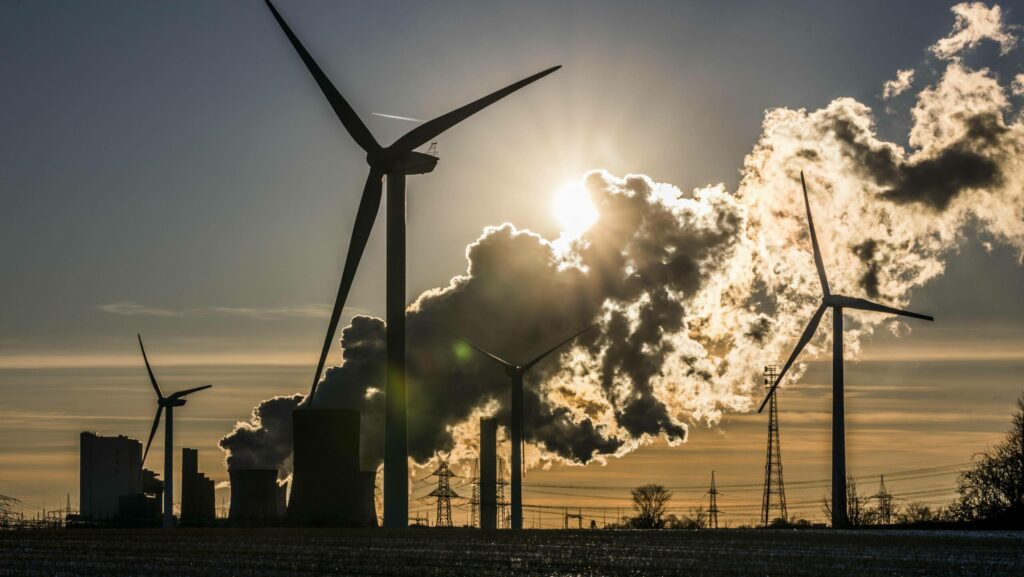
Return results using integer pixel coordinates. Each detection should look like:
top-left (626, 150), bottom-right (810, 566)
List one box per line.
top-left (1, 528), bottom-right (1022, 576)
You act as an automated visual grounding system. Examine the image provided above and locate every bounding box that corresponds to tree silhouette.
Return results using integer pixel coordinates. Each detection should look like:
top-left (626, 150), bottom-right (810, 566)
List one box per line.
top-left (950, 392), bottom-right (1024, 523)
top-left (630, 484), bottom-right (672, 529)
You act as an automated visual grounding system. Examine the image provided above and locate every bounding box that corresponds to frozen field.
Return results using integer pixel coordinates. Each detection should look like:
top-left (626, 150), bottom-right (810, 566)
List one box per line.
top-left (1, 527), bottom-right (1022, 576)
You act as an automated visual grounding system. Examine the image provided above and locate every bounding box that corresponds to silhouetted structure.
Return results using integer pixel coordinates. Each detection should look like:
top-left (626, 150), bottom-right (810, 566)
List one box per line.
top-left (137, 334), bottom-right (213, 529)
top-left (759, 172), bottom-right (934, 528)
top-left (761, 365), bottom-right (788, 526)
top-left (707, 471), bottom-right (720, 529)
top-left (563, 508), bottom-right (582, 529)
top-left (427, 456), bottom-right (460, 527)
top-left (457, 323), bottom-right (598, 529)
top-left (262, 0), bottom-right (559, 528)
top-left (181, 448), bottom-right (216, 524)
top-left (287, 409), bottom-right (376, 526)
top-left (80, 432), bottom-right (141, 520)
top-left (479, 418), bottom-right (497, 530)
top-left (497, 457), bottom-right (510, 529)
top-left (229, 469), bottom-right (281, 524)
top-left (117, 469), bottom-right (163, 524)
top-left (872, 475), bottom-right (895, 525)
top-left (469, 459), bottom-right (480, 528)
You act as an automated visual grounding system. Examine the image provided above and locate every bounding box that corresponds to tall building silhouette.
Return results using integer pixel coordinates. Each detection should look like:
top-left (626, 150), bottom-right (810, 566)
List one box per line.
top-left (180, 448), bottom-right (215, 523)
top-left (80, 432), bottom-right (141, 520)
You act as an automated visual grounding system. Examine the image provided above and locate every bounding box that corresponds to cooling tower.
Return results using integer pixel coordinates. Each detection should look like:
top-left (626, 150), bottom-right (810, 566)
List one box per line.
top-left (229, 469), bottom-right (281, 524)
top-left (480, 417), bottom-right (497, 530)
top-left (287, 408), bottom-right (374, 526)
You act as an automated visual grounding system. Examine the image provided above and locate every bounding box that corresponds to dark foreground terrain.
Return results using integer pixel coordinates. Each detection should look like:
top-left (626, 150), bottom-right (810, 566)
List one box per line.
top-left (1, 527), bottom-right (1022, 577)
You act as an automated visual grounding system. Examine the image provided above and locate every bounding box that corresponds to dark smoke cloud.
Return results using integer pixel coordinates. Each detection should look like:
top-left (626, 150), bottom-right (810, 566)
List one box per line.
top-left (222, 2), bottom-right (1024, 477)
top-left (218, 394), bottom-right (303, 478)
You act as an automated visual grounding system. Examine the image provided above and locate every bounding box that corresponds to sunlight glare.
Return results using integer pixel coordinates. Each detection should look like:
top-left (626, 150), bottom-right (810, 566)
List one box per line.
top-left (552, 181), bottom-right (599, 237)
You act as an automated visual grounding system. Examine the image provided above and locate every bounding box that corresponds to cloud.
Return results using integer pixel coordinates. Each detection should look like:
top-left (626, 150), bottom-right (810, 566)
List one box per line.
top-left (1013, 73), bottom-right (1024, 95)
top-left (929, 2), bottom-right (1017, 60)
top-left (96, 302), bottom-right (180, 317)
top-left (96, 302), bottom-right (336, 320)
top-left (883, 69), bottom-right (915, 99)
top-left (222, 2), bottom-right (1024, 478)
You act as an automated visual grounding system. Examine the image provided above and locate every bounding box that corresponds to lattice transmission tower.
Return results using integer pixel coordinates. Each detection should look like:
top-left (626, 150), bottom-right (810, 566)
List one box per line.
top-left (497, 457), bottom-right (510, 529)
top-left (427, 455), bottom-right (460, 527)
top-left (707, 471), bottom-right (720, 529)
top-left (468, 458), bottom-right (480, 528)
top-left (761, 364), bottom-right (788, 526)
top-left (872, 475), bottom-right (895, 525)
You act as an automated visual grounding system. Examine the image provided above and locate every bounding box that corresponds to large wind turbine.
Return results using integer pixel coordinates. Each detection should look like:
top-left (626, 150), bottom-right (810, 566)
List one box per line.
top-left (758, 172), bottom-right (934, 528)
top-left (458, 323), bottom-right (599, 530)
top-left (137, 335), bottom-right (212, 529)
top-left (263, 0), bottom-right (560, 528)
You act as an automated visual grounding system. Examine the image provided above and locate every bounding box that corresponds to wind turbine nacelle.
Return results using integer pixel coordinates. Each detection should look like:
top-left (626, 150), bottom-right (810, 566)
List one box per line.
top-left (160, 398), bottom-right (188, 408)
top-left (370, 151), bottom-right (439, 175)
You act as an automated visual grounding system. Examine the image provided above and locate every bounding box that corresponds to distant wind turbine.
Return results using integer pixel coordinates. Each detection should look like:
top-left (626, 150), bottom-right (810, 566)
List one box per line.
top-left (263, 0), bottom-right (560, 528)
top-left (137, 334), bottom-right (212, 529)
top-left (456, 323), bottom-right (599, 530)
top-left (758, 172), bottom-right (934, 528)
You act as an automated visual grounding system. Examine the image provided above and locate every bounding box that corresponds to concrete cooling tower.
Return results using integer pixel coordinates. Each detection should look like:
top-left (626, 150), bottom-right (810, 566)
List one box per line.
top-left (287, 408), bottom-right (376, 526)
top-left (228, 469), bottom-right (281, 524)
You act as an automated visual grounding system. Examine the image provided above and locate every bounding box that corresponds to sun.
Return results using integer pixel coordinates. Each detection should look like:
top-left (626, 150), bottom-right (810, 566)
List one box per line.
top-left (552, 181), bottom-right (599, 237)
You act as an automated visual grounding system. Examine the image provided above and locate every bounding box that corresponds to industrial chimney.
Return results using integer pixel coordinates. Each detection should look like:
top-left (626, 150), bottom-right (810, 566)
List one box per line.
top-left (479, 417), bottom-right (497, 530)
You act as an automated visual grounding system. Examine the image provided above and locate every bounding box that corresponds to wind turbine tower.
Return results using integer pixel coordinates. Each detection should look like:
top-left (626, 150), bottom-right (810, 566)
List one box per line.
top-left (263, 0), bottom-right (559, 528)
top-left (137, 335), bottom-right (212, 529)
top-left (761, 364), bottom-right (788, 527)
top-left (457, 323), bottom-right (598, 529)
top-left (759, 172), bottom-right (934, 528)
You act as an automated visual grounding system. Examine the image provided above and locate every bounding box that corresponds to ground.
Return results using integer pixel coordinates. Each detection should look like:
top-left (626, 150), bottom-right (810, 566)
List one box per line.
top-left (1, 528), bottom-right (1022, 576)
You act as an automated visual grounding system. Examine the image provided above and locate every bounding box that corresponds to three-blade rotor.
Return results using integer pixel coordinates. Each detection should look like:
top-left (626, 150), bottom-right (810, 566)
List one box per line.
top-left (137, 335), bottom-right (212, 471)
top-left (264, 0), bottom-right (561, 404)
top-left (758, 173), bottom-right (933, 412)
top-left (454, 322), bottom-right (599, 374)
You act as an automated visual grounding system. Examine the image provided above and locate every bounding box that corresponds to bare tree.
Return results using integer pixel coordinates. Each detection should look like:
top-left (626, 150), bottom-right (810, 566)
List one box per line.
top-left (630, 484), bottom-right (672, 529)
top-left (950, 393), bottom-right (1024, 522)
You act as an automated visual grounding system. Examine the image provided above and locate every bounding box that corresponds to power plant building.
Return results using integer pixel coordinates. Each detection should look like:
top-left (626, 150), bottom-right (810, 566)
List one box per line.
top-left (181, 448), bottom-right (216, 523)
top-left (80, 432), bottom-right (142, 520)
top-left (287, 408), bottom-right (376, 526)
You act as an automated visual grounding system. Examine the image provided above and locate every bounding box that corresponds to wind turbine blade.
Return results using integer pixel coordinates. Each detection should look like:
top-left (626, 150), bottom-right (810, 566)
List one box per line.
top-left (758, 303), bottom-right (827, 413)
top-left (522, 323), bottom-right (599, 371)
top-left (389, 65), bottom-right (561, 153)
top-left (372, 112), bottom-right (423, 123)
top-left (171, 384), bottom-right (213, 399)
top-left (309, 170), bottom-right (385, 403)
top-left (137, 334), bottom-right (163, 399)
top-left (141, 405), bottom-right (163, 470)
top-left (264, 0), bottom-right (380, 153)
top-left (453, 334), bottom-right (514, 369)
top-left (801, 172), bottom-right (830, 297)
top-left (837, 297), bottom-right (934, 321)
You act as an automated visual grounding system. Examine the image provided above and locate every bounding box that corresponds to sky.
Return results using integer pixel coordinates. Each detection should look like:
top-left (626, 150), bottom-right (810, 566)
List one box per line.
top-left (1, 0), bottom-right (1024, 527)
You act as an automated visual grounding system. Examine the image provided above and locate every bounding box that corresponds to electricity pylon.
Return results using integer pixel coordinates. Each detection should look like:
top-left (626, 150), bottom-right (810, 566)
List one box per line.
top-left (427, 455), bottom-right (460, 527)
top-left (707, 471), bottom-right (720, 529)
top-left (761, 365), bottom-right (788, 526)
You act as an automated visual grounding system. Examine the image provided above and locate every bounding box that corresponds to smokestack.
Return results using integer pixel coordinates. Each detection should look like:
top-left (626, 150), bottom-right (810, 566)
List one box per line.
top-left (228, 469), bottom-right (281, 524)
top-left (479, 418), bottom-right (497, 530)
top-left (287, 408), bottom-right (375, 526)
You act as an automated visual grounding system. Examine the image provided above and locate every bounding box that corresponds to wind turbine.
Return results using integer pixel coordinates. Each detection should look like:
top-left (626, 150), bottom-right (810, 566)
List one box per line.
top-left (758, 172), bottom-right (933, 528)
top-left (457, 323), bottom-right (599, 530)
top-left (137, 334), bottom-right (212, 529)
top-left (263, 0), bottom-right (560, 528)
